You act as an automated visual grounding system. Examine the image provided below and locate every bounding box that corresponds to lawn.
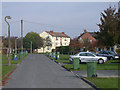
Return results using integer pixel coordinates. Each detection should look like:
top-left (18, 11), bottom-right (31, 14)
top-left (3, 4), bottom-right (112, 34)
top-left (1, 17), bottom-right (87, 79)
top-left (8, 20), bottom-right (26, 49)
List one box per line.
top-left (1, 54), bottom-right (27, 64)
top-left (47, 54), bottom-right (70, 60)
top-left (85, 77), bottom-right (119, 88)
top-left (63, 63), bottom-right (119, 71)
top-left (0, 65), bottom-right (16, 80)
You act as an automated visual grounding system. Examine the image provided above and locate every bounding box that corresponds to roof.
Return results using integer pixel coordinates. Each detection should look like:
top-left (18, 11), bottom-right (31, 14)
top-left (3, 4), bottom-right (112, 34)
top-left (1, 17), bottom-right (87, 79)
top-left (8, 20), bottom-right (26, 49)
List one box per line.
top-left (77, 30), bottom-right (97, 40)
top-left (45, 31), bottom-right (70, 38)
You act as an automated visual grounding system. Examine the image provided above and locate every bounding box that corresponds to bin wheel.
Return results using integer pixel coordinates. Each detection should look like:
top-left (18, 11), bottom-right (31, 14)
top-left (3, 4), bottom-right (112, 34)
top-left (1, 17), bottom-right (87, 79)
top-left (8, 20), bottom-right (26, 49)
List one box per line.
top-left (79, 60), bottom-right (81, 64)
top-left (92, 74), bottom-right (97, 77)
top-left (98, 59), bottom-right (104, 64)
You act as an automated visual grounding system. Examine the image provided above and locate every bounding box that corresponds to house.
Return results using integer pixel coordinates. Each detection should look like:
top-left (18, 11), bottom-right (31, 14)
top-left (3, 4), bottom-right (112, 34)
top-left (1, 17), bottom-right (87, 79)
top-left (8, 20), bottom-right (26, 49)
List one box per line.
top-left (77, 30), bottom-right (97, 43)
top-left (38, 31), bottom-right (70, 53)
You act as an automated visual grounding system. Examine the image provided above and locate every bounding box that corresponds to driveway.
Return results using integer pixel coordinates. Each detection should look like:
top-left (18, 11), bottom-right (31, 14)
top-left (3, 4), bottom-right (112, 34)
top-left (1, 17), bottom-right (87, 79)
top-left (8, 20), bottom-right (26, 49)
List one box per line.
top-left (3, 54), bottom-right (92, 88)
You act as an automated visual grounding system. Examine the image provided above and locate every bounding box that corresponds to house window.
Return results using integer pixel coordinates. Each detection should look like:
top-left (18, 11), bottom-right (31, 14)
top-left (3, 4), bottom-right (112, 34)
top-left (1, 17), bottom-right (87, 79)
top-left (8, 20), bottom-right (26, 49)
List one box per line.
top-left (64, 37), bottom-right (67, 41)
top-left (56, 43), bottom-right (58, 45)
top-left (56, 37), bottom-right (58, 40)
top-left (47, 48), bottom-right (49, 50)
top-left (90, 40), bottom-right (92, 43)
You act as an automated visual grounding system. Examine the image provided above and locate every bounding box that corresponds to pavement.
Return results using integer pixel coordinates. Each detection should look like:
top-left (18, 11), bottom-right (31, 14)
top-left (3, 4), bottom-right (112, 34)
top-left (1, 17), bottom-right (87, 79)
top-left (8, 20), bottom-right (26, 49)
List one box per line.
top-left (73, 70), bottom-right (120, 78)
top-left (3, 54), bottom-right (93, 88)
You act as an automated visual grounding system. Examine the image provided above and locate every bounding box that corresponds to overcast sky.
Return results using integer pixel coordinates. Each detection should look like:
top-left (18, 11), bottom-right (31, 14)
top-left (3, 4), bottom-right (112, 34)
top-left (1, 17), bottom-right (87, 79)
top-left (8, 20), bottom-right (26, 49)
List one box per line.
top-left (2, 2), bottom-right (118, 38)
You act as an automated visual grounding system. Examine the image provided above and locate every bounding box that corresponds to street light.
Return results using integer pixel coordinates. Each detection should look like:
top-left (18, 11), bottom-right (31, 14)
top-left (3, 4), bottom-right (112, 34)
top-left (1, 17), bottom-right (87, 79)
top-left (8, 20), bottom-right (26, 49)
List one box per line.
top-left (5, 16), bottom-right (12, 66)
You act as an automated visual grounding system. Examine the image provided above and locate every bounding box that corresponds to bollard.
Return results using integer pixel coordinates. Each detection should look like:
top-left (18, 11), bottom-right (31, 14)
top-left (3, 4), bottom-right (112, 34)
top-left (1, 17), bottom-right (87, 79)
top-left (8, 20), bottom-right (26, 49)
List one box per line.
top-left (14, 54), bottom-right (17, 60)
top-left (73, 58), bottom-right (79, 70)
top-left (53, 52), bottom-right (56, 59)
top-left (56, 52), bottom-right (60, 60)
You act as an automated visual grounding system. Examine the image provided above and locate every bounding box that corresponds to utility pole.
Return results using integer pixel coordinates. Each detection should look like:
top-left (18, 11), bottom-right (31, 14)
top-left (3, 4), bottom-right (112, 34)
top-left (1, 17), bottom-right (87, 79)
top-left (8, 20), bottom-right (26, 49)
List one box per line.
top-left (31, 41), bottom-right (32, 53)
top-left (5, 16), bottom-right (11, 66)
top-left (21, 20), bottom-right (23, 58)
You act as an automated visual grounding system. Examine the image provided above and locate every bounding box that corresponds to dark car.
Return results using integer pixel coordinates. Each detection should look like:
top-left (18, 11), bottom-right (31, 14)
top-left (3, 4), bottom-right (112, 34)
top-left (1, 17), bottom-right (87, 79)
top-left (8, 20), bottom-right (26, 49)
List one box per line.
top-left (97, 51), bottom-right (119, 60)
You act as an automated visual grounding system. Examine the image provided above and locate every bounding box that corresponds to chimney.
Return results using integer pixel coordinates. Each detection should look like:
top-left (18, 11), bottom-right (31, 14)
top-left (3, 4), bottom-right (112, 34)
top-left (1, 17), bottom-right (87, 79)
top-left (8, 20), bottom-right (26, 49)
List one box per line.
top-left (84, 29), bottom-right (87, 33)
top-left (50, 30), bottom-right (53, 33)
top-left (61, 32), bottom-right (65, 34)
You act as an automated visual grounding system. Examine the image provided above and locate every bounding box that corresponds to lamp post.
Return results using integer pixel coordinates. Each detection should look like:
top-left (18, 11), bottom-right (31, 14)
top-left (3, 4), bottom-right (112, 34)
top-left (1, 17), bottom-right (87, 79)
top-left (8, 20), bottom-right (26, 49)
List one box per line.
top-left (5, 16), bottom-right (11, 66)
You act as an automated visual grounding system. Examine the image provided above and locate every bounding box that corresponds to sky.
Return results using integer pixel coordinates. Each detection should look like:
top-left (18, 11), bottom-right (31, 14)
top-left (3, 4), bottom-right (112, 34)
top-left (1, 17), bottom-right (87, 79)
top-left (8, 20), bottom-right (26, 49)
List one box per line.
top-left (2, 2), bottom-right (119, 38)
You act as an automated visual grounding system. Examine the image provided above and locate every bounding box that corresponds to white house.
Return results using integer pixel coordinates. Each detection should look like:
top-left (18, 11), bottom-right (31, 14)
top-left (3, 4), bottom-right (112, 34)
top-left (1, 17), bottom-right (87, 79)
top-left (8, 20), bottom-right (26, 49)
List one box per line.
top-left (38, 31), bottom-right (70, 53)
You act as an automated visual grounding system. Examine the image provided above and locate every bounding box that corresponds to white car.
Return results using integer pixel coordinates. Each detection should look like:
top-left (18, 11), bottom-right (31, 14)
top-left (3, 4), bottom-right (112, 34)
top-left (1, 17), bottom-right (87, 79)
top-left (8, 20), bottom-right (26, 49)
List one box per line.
top-left (69, 52), bottom-right (107, 64)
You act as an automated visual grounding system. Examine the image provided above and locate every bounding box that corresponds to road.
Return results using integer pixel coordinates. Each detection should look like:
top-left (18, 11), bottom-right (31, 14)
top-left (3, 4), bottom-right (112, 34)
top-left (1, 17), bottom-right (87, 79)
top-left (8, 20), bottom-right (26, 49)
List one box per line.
top-left (3, 54), bottom-right (92, 88)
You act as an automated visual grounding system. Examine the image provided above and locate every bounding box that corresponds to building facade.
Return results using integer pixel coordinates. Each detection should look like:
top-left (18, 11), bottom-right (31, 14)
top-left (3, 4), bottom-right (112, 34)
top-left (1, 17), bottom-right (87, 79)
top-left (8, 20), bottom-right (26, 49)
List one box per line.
top-left (38, 31), bottom-right (70, 53)
top-left (77, 30), bottom-right (97, 43)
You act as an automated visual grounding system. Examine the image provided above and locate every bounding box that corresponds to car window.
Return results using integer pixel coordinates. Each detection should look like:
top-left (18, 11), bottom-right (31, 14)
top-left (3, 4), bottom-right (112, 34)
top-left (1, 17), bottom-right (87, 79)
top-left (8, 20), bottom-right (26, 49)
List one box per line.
top-left (103, 51), bottom-right (108, 54)
top-left (79, 53), bottom-right (87, 56)
top-left (99, 51), bottom-right (103, 54)
top-left (87, 53), bottom-right (95, 57)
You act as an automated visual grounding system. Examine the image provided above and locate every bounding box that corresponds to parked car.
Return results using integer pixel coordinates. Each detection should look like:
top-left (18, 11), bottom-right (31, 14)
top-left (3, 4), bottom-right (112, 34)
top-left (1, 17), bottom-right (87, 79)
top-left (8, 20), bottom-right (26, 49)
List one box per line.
top-left (97, 51), bottom-right (119, 60)
top-left (69, 52), bottom-right (107, 64)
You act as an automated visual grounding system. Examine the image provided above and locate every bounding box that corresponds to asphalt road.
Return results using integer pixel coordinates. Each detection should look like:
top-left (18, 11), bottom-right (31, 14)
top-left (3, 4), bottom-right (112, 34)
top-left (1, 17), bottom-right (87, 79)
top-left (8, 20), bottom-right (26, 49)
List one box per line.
top-left (3, 54), bottom-right (92, 88)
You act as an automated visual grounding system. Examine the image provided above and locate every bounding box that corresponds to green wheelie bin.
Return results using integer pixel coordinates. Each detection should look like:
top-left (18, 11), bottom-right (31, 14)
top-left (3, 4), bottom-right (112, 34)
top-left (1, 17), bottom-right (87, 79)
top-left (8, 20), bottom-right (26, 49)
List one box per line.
top-left (87, 61), bottom-right (97, 77)
top-left (73, 58), bottom-right (79, 70)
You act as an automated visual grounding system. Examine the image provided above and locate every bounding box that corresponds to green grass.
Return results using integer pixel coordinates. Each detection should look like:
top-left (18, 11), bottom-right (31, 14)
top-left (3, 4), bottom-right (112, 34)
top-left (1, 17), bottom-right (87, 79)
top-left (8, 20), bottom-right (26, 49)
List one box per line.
top-left (59, 54), bottom-right (70, 60)
top-left (1, 54), bottom-right (28, 64)
top-left (105, 60), bottom-right (120, 64)
top-left (0, 65), bottom-right (16, 79)
top-left (63, 63), bottom-right (119, 71)
top-left (85, 77), bottom-right (119, 88)
top-left (55, 60), bottom-right (71, 64)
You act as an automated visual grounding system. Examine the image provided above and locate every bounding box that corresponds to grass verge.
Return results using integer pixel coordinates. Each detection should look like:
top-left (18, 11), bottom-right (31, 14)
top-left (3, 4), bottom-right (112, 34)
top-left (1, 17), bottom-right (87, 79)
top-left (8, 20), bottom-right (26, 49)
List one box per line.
top-left (85, 77), bottom-right (119, 88)
top-left (1, 65), bottom-right (16, 79)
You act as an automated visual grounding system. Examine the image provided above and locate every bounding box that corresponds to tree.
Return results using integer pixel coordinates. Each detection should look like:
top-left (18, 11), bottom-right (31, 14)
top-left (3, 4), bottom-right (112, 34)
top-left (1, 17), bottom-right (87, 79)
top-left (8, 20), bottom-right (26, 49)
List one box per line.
top-left (23, 32), bottom-right (43, 50)
top-left (97, 6), bottom-right (119, 48)
top-left (42, 36), bottom-right (52, 53)
top-left (69, 38), bottom-right (82, 54)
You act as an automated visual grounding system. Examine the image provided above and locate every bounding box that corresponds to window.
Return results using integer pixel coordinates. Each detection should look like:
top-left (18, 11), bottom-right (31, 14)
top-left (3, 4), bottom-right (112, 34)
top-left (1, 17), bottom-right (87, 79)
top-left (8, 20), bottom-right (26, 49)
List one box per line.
top-left (99, 51), bottom-right (104, 54)
top-left (56, 37), bottom-right (58, 40)
top-left (64, 37), bottom-right (67, 41)
top-left (79, 53), bottom-right (87, 56)
top-left (90, 40), bottom-right (92, 42)
top-left (87, 53), bottom-right (95, 57)
top-left (56, 43), bottom-right (58, 45)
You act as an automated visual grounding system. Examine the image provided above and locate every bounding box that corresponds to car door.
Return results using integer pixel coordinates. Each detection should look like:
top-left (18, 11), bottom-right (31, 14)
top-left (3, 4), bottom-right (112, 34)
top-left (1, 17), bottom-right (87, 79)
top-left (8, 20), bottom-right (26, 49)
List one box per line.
top-left (79, 53), bottom-right (87, 62)
top-left (86, 53), bottom-right (98, 61)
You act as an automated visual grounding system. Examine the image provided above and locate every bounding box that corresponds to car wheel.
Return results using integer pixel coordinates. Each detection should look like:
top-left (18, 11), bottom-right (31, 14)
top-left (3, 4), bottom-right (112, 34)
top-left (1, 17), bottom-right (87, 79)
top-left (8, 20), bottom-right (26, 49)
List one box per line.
top-left (98, 59), bottom-right (104, 64)
top-left (110, 57), bottom-right (113, 60)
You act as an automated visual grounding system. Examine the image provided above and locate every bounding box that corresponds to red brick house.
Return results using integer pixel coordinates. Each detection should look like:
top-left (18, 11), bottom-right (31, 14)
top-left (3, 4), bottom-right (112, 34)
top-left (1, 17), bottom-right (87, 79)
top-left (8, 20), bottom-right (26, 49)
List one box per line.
top-left (77, 30), bottom-right (98, 51)
top-left (77, 30), bottom-right (97, 43)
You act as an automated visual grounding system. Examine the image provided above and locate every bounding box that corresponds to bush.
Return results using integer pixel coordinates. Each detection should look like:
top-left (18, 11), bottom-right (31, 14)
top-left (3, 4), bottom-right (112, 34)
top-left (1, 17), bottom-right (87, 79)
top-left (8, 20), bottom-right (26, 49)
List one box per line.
top-left (116, 49), bottom-right (120, 54)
